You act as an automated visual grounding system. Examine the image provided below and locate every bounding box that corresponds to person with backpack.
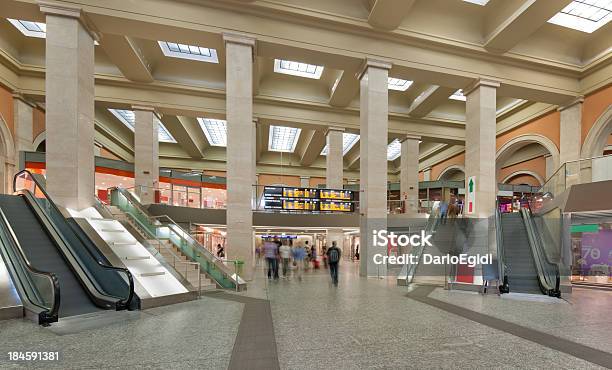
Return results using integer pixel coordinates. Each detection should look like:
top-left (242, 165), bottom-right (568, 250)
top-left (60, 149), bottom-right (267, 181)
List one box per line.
top-left (326, 241), bottom-right (341, 286)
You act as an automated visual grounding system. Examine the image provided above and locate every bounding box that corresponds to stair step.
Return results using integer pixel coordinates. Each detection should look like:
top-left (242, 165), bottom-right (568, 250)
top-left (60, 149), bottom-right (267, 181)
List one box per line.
top-left (141, 271), bottom-right (166, 277)
top-left (110, 242), bottom-right (136, 246)
top-left (125, 256), bottom-right (151, 260)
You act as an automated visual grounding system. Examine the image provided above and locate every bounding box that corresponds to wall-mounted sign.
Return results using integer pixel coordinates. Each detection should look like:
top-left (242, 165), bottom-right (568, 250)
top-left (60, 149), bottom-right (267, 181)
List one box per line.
top-left (263, 186), bottom-right (353, 213)
top-left (466, 176), bottom-right (476, 215)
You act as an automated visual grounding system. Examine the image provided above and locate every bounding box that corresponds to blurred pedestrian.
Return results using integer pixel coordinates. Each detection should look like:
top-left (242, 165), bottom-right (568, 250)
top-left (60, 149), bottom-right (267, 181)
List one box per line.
top-left (327, 241), bottom-right (341, 286)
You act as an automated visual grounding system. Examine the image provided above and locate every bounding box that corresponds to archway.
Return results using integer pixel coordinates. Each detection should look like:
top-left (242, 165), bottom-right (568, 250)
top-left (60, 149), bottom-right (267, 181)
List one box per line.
top-left (501, 170), bottom-right (544, 187)
top-left (496, 134), bottom-right (558, 183)
top-left (581, 106), bottom-right (612, 158)
top-left (33, 132), bottom-right (46, 152)
top-left (437, 164), bottom-right (465, 181)
top-left (0, 112), bottom-right (16, 194)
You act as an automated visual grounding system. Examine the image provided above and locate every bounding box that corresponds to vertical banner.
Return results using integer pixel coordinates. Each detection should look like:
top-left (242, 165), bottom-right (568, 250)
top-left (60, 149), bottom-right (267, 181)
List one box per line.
top-left (466, 176), bottom-right (476, 215)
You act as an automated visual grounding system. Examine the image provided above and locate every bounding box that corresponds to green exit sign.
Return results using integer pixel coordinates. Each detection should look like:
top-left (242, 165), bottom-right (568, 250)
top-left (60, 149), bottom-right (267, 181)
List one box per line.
top-left (570, 224), bottom-right (599, 233)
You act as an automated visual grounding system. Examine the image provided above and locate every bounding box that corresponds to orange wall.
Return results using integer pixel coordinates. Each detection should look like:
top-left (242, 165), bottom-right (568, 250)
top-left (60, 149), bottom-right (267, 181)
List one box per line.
top-left (506, 174), bottom-right (541, 186)
top-left (431, 153), bottom-right (465, 181)
top-left (581, 84), bottom-right (612, 144)
top-left (498, 156), bottom-right (546, 185)
top-left (0, 85), bottom-right (14, 136)
top-left (258, 174), bottom-right (301, 187)
top-left (418, 171), bottom-right (424, 182)
top-left (33, 108), bottom-right (45, 140)
top-left (496, 111), bottom-right (560, 151)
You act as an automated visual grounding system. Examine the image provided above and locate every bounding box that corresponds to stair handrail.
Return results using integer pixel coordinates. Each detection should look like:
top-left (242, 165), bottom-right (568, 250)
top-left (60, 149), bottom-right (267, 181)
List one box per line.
top-left (402, 212), bottom-right (437, 285)
top-left (0, 206), bottom-right (60, 324)
top-left (520, 207), bottom-right (561, 297)
top-left (13, 170), bottom-right (135, 309)
top-left (111, 187), bottom-right (245, 288)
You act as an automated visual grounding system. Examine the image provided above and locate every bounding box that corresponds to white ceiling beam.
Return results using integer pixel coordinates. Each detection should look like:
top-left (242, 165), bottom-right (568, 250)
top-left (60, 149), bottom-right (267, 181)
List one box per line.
top-left (408, 85), bottom-right (456, 118)
top-left (484, 0), bottom-right (573, 53)
top-left (299, 129), bottom-right (326, 166)
top-left (159, 115), bottom-right (207, 158)
top-left (100, 34), bottom-right (154, 83)
top-left (368, 0), bottom-right (416, 31)
top-left (328, 70), bottom-right (360, 107)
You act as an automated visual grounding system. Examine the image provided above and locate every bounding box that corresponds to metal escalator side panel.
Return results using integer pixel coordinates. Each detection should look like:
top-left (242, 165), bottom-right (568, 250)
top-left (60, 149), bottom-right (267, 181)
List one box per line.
top-left (16, 191), bottom-right (120, 310)
top-left (0, 202), bottom-right (59, 325)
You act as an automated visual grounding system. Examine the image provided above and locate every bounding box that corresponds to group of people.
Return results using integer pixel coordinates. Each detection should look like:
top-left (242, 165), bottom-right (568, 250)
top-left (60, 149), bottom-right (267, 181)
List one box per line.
top-left (257, 240), bottom-right (342, 285)
top-left (433, 198), bottom-right (463, 225)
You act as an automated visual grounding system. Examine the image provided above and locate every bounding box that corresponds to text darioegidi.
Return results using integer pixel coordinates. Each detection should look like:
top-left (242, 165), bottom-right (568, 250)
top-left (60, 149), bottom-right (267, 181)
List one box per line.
top-left (373, 253), bottom-right (493, 268)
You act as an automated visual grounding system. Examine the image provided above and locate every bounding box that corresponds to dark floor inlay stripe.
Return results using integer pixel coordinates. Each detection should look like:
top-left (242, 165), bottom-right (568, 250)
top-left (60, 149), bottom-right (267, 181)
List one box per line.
top-left (408, 287), bottom-right (612, 369)
top-left (205, 292), bottom-right (280, 370)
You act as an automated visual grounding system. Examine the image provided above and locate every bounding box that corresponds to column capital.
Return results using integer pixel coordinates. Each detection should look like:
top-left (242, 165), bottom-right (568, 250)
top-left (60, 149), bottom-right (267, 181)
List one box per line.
top-left (400, 134), bottom-right (421, 143)
top-left (325, 126), bottom-right (345, 136)
top-left (38, 1), bottom-right (101, 42)
top-left (131, 105), bottom-right (156, 112)
top-left (252, 117), bottom-right (259, 125)
top-left (357, 57), bottom-right (392, 80)
top-left (557, 96), bottom-right (584, 112)
top-left (463, 78), bottom-right (501, 97)
top-left (299, 176), bottom-right (311, 180)
top-left (11, 93), bottom-right (36, 108)
top-left (422, 166), bottom-right (432, 172)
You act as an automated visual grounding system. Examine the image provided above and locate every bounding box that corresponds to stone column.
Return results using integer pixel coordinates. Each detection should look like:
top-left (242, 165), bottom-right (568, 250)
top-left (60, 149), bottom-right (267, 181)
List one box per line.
top-left (326, 228), bottom-right (344, 256)
top-left (326, 127), bottom-right (344, 189)
top-left (559, 98), bottom-right (584, 187)
top-left (12, 94), bottom-right (34, 155)
top-left (300, 176), bottom-right (310, 187)
top-left (358, 58), bottom-right (391, 277)
top-left (423, 167), bottom-right (431, 181)
top-left (252, 118), bottom-right (258, 210)
top-left (133, 106), bottom-right (158, 205)
top-left (544, 154), bottom-right (554, 181)
top-left (464, 79), bottom-right (499, 218)
top-left (41, 3), bottom-right (96, 210)
top-left (224, 33), bottom-right (256, 280)
top-left (400, 135), bottom-right (420, 214)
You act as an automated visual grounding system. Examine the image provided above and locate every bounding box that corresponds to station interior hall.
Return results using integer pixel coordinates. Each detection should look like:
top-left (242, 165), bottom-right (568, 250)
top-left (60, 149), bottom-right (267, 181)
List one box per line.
top-left (0, 0), bottom-right (611, 369)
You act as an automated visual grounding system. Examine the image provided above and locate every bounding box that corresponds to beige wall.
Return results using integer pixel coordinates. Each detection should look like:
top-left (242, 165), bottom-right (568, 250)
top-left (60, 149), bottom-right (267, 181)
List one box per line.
top-left (581, 84), bottom-right (612, 145)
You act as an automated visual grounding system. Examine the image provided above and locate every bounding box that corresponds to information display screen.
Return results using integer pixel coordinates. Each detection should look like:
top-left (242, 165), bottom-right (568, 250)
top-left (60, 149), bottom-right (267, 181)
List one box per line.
top-left (263, 186), bottom-right (354, 213)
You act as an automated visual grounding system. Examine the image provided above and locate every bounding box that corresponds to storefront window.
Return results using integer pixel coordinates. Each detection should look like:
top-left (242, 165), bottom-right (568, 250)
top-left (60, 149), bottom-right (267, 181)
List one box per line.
top-left (571, 224), bottom-right (612, 285)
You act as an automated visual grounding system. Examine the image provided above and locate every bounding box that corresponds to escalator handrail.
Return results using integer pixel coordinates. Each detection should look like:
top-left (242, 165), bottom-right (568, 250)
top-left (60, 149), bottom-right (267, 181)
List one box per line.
top-left (403, 212), bottom-right (436, 284)
top-left (520, 207), bottom-right (561, 296)
top-left (113, 187), bottom-right (245, 286)
top-left (495, 201), bottom-right (508, 292)
top-left (13, 170), bottom-right (135, 309)
top-left (0, 206), bottom-right (60, 320)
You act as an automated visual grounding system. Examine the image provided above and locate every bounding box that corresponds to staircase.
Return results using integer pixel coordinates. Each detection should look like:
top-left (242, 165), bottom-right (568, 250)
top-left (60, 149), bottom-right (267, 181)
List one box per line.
top-left (501, 213), bottom-right (541, 294)
top-left (107, 205), bottom-right (217, 293)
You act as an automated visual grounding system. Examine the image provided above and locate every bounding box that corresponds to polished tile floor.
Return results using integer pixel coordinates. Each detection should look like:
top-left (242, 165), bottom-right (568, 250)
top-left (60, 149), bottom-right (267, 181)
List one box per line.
top-left (1, 260), bottom-right (612, 369)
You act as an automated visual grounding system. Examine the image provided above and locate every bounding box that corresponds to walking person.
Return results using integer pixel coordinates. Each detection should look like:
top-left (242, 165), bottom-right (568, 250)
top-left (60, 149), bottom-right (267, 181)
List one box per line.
top-left (439, 200), bottom-right (448, 225)
top-left (264, 240), bottom-right (279, 280)
top-left (216, 243), bottom-right (225, 258)
top-left (279, 242), bottom-right (291, 279)
top-left (326, 241), bottom-right (341, 286)
top-left (292, 243), bottom-right (306, 281)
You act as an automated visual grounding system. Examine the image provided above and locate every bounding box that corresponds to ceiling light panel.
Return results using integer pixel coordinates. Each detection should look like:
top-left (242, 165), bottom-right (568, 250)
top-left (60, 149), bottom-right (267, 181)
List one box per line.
top-left (387, 139), bottom-right (402, 161)
top-left (273, 59), bottom-right (324, 79)
top-left (158, 41), bottom-right (219, 63)
top-left (268, 125), bottom-right (302, 153)
top-left (463, 0), bottom-right (490, 5)
top-left (198, 118), bottom-right (227, 147)
top-left (7, 19), bottom-right (46, 38)
top-left (548, 0), bottom-right (612, 33)
top-left (449, 89), bottom-right (466, 101)
top-left (387, 77), bottom-right (413, 91)
top-left (108, 109), bottom-right (176, 143)
top-left (321, 133), bottom-right (360, 156)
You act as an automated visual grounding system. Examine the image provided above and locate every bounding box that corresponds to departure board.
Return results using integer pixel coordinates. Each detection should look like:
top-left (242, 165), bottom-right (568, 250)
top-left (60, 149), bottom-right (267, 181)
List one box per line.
top-left (262, 186), bottom-right (354, 213)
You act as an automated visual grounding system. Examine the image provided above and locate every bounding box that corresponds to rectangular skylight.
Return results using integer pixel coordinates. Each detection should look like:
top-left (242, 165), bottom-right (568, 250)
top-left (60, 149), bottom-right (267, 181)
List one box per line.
top-left (158, 41), bottom-right (219, 63)
top-left (463, 0), bottom-right (490, 5)
top-left (108, 109), bottom-right (176, 143)
top-left (387, 139), bottom-right (402, 161)
top-left (197, 118), bottom-right (227, 147)
top-left (388, 77), bottom-right (413, 91)
top-left (321, 133), bottom-right (360, 156)
top-left (268, 125), bottom-right (302, 153)
top-left (7, 19), bottom-right (46, 38)
top-left (273, 59), bottom-right (324, 79)
top-left (548, 0), bottom-right (611, 33)
top-left (449, 89), bottom-right (466, 102)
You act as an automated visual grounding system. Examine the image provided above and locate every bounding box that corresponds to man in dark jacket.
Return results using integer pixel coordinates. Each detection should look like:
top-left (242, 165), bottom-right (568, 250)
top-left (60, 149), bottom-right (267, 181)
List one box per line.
top-left (326, 241), bottom-right (341, 286)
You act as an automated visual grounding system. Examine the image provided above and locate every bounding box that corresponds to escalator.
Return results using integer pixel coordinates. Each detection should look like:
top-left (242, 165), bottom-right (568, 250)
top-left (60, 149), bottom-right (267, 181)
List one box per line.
top-left (499, 209), bottom-right (561, 297)
top-left (0, 171), bottom-right (135, 324)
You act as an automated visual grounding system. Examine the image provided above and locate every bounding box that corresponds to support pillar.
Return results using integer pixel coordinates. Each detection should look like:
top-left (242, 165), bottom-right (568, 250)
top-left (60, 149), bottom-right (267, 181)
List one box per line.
top-left (544, 154), bottom-right (554, 181)
top-left (423, 167), bottom-right (431, 181)
top-left (559, 98), bottom-right (584, 165)
top-left (134, 106), bottom-right (158, 205)
top-left (326, 127), bottom-right (344, 189)
top-left (400, 135), bottom-right (420, 214)
top-left (12, 94), bottom-right (34, 156)
top-left (41, 2), bottom-right (96, 210)
top-left (464, 79), bottom-right (499, 218)
top-left (358, 58), bottom-right (391, 277)
top-left (224, 33), bottom-right (256, 280)
top-left (300, 176), bottom-right (310, 188)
